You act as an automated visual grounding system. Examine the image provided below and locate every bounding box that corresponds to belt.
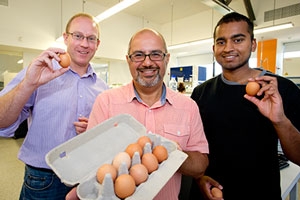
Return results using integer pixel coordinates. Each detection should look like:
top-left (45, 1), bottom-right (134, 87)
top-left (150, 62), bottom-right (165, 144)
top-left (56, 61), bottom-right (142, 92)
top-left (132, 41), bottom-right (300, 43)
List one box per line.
top-left (27, 164), bottom-right (53, 173)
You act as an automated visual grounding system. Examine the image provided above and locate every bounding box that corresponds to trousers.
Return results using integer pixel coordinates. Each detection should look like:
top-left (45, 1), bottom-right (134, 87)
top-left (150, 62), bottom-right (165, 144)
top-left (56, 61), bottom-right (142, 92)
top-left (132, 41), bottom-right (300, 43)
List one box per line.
top-left (19, 165), bottom-right (73, 200)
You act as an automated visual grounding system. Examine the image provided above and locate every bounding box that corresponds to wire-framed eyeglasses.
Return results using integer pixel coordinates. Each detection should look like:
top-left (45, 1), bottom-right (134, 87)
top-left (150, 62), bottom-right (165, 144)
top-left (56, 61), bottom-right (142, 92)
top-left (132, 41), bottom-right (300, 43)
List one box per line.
top-left (67, 32), bottom-right (98, 43)
top-left (129, 51), bottom-right (167, 62)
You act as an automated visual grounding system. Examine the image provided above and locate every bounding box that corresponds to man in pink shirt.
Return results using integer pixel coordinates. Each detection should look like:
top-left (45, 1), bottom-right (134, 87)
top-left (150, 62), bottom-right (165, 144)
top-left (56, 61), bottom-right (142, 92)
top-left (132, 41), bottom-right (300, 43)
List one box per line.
top-left (67, 28), bottom-right (209, 200)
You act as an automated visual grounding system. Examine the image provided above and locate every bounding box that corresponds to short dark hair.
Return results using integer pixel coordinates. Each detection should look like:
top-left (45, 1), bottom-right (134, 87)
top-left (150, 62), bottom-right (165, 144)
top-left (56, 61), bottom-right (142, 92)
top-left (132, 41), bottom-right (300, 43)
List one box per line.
top-left (213, 12), bottom-right (254, 40)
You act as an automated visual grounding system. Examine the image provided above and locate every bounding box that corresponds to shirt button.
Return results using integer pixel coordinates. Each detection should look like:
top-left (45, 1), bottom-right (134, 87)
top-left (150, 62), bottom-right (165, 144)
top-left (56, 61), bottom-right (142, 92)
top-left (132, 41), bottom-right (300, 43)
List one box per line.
top-left (177, 131), bottom-right (181, 136)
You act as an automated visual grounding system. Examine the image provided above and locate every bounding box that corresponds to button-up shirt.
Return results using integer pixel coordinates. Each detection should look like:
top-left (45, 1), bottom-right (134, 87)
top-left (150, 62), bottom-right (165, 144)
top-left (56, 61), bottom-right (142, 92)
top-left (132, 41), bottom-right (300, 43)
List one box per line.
top-left (0, 60), bottom-right (109, 169)
top-left (88, 81), bottom-right (209, 200)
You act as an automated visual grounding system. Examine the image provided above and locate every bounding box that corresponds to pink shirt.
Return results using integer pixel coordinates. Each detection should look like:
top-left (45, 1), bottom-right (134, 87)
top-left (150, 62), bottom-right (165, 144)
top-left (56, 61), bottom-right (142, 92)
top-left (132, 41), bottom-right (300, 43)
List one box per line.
top-left (88, 81), bottom-right (209, 200)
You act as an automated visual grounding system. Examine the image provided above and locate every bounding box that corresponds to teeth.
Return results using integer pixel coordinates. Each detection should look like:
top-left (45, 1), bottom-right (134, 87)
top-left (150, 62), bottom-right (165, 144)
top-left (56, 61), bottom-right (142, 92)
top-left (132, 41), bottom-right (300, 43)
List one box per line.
top-left (79, 51), bottom-right (88, 54)
top-left (139, 69), bottom-right (157, 72)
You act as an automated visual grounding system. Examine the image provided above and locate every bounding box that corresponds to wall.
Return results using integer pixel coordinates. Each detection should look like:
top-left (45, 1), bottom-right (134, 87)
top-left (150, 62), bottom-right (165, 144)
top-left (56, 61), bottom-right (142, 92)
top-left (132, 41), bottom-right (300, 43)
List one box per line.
top-left (3, 71), bottom-right (17, 87)
top-left (283, 57), bottom-right (300, 76)
top-left (1, 0), bottom-right (300, 87)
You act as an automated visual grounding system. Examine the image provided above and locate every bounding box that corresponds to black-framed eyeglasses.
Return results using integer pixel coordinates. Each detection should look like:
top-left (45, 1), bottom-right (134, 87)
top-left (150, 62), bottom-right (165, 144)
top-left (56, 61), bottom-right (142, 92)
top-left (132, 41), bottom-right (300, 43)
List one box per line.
top-left (128, 51), bottom-right (167, 62)
top-left (67, 32), bottom-right (98, 43)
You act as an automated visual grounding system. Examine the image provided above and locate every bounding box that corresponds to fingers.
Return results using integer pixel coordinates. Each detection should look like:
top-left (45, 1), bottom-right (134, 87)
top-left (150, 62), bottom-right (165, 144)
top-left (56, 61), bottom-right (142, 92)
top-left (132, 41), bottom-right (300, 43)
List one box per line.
top-left (251, 76), bottom-right (278, 97)
top-left (65, 187), bottom-right (79, 200)
top-left (78, 116), bottom-right (89, 123)
top-left (30, 48), bottom-right (67, 72)
top-left (74, 118), bottom-right (88, 135)
top-left (40, 48), bottom-right (67, 65)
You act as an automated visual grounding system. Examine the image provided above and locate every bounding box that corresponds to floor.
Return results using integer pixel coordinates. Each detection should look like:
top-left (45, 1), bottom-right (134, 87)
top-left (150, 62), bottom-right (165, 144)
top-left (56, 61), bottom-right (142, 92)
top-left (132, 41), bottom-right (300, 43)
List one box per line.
top-left (0, 137), bottom-right (24, 200)
top-left (0, 136), bottom-right (299, 200)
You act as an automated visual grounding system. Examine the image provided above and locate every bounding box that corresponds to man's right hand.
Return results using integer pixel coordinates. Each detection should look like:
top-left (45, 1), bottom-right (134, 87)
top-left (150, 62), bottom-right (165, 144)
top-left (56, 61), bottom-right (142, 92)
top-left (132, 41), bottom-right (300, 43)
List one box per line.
top-left (24, 48), bottom-right (69, 90)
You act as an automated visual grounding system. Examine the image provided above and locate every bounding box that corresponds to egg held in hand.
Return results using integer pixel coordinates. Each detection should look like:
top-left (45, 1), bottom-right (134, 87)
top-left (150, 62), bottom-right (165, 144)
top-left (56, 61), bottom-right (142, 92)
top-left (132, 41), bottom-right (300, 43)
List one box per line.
top-left (245, 81), bottom-right (260, 96)
top-left (59, 52), bottom-right (71, 68)
top-left (211, 187), bottom-right (223, 198)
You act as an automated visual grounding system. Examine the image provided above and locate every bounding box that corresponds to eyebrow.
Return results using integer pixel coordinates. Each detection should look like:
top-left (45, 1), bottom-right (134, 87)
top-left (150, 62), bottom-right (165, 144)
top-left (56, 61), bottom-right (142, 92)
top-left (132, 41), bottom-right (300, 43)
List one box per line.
top-left (216, 33), bottom-right (246, 41)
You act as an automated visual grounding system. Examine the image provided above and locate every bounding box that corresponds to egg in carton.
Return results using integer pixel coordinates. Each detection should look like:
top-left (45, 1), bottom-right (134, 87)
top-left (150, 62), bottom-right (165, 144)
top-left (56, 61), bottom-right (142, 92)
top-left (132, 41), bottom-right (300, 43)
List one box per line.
top-left (78, 133), bottom-right (181, 199)
top-left (45, 114), bottom-right (187, 200)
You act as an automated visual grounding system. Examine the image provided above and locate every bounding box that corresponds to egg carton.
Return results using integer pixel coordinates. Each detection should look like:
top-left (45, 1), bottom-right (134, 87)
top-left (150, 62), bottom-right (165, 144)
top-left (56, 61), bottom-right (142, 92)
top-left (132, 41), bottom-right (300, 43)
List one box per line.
top-left (46, 114), bottom-right (188, 200)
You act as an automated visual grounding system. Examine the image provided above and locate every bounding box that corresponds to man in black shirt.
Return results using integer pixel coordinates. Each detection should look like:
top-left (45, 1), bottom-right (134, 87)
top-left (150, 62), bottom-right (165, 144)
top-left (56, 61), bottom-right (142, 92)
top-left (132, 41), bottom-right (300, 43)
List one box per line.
top-left (190, 12), bottom-right (300, 200)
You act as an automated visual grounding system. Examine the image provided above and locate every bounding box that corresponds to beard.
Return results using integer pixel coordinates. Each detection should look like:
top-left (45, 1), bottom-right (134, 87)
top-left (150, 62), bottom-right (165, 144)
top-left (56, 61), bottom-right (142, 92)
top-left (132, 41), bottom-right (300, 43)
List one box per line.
top-left (136, 67), bottom-right (161, 87)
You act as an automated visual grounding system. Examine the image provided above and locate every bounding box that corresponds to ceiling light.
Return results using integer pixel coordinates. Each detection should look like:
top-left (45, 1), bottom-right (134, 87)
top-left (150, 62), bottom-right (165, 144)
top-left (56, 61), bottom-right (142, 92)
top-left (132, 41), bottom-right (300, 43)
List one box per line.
top-left (168, 22), bottom-right (294, 50)
top-left (168, 38), bottom-right (213, 50)
top-left (200, 0), bottom-right (234, 15)
top-left (55, 0), bottom-right (140, 43)
top-left (17, 59), bottom-right (23, 64)
top-left (254, 22), bottom-right (294, 34)
top-left (94, 0), bottom-right (140, 23)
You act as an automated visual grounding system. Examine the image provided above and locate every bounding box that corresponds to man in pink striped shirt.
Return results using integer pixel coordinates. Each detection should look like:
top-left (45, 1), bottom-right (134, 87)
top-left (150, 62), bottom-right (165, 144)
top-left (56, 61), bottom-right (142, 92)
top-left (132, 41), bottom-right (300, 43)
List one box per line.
top-left (67, 28), bottom-right (209, 200)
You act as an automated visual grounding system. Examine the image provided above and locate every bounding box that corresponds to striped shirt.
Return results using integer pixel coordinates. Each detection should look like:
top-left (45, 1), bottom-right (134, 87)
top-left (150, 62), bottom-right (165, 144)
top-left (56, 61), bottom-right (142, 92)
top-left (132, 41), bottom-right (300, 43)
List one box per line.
top-left (0, 60), bottom-right (109, 169)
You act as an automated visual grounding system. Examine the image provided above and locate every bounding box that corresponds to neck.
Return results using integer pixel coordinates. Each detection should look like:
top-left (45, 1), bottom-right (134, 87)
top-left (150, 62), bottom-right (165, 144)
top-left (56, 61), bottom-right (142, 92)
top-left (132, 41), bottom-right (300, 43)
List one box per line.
top-left (223, 67), bottom-right (261, 84)
top-left (70, 62), bottom-right (89, 77)
top-left (134, 82), bottom-right (163, 107)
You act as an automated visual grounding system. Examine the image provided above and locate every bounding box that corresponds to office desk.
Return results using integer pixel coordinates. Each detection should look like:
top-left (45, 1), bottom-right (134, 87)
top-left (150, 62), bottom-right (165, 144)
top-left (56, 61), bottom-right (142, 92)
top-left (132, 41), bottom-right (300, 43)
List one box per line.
top-left (281, 162), bottom-right (300, 200)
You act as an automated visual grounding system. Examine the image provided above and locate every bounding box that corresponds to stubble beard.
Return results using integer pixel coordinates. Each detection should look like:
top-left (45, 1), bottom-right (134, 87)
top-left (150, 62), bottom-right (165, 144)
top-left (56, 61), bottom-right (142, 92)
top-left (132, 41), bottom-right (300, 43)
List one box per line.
top-left (136, 69), bottom-right (161, 87)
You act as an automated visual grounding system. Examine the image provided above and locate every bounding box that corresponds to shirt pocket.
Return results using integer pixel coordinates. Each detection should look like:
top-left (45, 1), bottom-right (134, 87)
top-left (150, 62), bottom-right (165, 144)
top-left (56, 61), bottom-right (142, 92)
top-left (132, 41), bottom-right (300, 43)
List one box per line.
top-left (163, 124), bottom-right (190, 150)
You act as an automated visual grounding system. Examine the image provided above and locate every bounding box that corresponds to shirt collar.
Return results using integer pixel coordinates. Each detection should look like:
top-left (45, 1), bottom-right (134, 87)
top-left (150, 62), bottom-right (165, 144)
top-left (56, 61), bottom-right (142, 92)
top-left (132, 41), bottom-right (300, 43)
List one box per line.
top-left (69, 64), bottom-right (97, 81)
top-left (221, 68), bottom-right (267, 85)
top-left (129, 82), bottom-right (168, 106)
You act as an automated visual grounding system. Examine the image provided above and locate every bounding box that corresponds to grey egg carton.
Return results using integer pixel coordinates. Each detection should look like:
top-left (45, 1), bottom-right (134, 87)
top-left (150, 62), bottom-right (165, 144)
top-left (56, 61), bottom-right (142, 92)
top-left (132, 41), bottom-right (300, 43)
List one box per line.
top-left (46, 114), bottom-right (188, 200)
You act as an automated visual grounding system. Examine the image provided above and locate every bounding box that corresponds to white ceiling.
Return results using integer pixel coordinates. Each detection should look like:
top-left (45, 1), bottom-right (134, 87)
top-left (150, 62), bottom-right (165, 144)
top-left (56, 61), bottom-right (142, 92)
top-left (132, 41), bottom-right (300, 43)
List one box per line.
top-left (86, 0), bottom-right (300, 54)
top-left (88, 0), bottom-right (215, 25)
top-left (1, 0), bottom-right (300, 83)
top-left (1, 0), bottom-right (300, 53)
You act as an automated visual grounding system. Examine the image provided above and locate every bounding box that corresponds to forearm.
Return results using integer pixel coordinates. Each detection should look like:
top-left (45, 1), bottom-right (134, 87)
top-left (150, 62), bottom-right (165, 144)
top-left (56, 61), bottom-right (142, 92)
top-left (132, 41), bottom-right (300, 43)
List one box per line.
top-left (178, 151), bottom-right (208, 179)
top-left (0, 80), bottom-right (35, 128)
top-left (275, 116), bottom-right (300, 166)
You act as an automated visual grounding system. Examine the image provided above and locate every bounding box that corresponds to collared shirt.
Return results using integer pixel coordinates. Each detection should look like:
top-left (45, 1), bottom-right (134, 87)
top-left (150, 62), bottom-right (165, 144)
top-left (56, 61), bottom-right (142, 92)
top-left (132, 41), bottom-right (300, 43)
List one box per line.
top-left (88, 81), bottom-right (209, 200)
top-left (0, 60), bottom-right (109, 169)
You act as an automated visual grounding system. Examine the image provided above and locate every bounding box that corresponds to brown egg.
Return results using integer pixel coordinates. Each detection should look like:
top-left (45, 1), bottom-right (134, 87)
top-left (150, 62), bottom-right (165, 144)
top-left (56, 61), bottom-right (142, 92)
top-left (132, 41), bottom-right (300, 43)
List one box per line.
top-left (211, 187), bottom-right (223, 198)
top-left (114, 174), bottom-right (136, 199)
top-left (152, 145), bottom-right (168, 163)
top-left (125, 143), bottom-right (143, 158)
top-left (137, 135), bottom-right (152, 149)
top-left (59, 52), bottom-right (70, 68)
top-left (246, 81), bottom-right (260, 96)
top-left (141, 153), bottom-right (159, 174)
top-left (112, 152), bottom-right (131, 170)
top-left (129, 164), bottom-right (148, 185)
top-left (96, 163), bottom-right (117, 184)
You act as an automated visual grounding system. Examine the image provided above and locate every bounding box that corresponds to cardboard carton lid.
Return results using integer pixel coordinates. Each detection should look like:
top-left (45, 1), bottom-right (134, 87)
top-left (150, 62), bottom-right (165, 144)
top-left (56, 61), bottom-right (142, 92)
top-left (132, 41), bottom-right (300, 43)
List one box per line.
top-left (45, 114), bottom-right (188, 200)
top-left (46, 114), bottom-right (147, 185)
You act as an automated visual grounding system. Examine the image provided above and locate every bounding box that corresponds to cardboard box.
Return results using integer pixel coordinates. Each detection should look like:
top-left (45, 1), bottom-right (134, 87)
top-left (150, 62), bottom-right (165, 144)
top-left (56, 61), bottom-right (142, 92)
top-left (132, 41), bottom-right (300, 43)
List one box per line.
top-left (46, 114), bottom-right (188, 200)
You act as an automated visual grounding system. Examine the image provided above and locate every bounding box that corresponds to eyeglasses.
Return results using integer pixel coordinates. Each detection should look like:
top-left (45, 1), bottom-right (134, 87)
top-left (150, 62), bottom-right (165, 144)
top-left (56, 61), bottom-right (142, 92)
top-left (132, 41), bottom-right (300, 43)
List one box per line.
top-left (129, 51), bottom-right (167, 62)
top-left (67, 32), bottom-right (98, 43)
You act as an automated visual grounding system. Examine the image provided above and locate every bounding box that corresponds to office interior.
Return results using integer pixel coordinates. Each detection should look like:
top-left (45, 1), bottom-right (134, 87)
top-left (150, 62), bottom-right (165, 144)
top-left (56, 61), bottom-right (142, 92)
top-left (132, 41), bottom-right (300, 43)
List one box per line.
top-left (1, 0), bottom-right (300, 92)
top-left (1, 0), bottom-right (300, 199)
